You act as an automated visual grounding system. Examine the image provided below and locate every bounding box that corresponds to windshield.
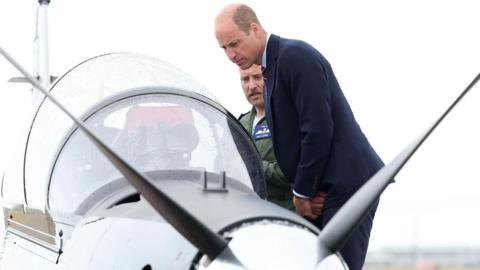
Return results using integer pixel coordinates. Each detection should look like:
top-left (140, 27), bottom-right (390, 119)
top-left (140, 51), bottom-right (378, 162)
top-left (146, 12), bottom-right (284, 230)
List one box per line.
top-left (24, 53), bottom-right (264, 212)
top-left (49, 90), bottom-right (257, 214)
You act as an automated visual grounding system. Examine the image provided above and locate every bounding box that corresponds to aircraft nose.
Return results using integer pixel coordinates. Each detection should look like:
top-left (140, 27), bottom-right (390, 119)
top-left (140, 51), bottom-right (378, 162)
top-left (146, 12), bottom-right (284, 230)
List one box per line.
top-left (195, 220), bottom-right (348, 270)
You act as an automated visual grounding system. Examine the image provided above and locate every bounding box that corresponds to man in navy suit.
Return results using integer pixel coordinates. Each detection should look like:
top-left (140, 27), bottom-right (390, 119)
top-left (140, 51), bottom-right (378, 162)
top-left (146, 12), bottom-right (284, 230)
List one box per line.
top-left (215, 4), bottom-right (384, 270)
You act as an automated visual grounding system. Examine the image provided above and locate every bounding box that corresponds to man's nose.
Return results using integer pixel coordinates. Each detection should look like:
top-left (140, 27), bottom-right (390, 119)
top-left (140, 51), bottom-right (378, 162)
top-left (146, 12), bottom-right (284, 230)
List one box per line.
top-left (247, 80), bottom-right (257, 91)
top-left (226, 49), bottom-right (236, 61)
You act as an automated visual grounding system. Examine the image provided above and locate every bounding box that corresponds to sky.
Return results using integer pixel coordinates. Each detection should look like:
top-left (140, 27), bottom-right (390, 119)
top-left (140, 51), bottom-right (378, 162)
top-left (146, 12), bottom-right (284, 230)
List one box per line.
top-left (1, 0), bottom-right (480, 251)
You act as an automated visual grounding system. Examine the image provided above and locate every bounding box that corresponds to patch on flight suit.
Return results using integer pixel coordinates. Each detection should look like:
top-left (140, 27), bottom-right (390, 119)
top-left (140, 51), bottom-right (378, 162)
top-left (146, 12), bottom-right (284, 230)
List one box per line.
top-left (253, 123), bottom-right (271, 140)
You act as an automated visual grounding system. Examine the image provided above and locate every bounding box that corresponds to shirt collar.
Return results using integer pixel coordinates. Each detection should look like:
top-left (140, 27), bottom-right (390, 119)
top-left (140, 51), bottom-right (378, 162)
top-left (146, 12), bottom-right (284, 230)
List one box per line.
top-left (261, 33), bottom-right (271, 68)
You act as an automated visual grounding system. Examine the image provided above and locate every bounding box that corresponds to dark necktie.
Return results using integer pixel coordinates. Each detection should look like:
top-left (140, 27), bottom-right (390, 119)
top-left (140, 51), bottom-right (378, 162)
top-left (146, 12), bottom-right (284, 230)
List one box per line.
top-left (262, 66), bottom-right (269, 111)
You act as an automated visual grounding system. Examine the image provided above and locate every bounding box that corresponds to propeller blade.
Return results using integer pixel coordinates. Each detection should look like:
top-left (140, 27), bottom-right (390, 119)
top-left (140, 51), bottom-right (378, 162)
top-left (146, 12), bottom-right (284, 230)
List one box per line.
top-left (316, 73), bottom-right (480, 261)
top-left (0, 46), bottom-right (230, 261)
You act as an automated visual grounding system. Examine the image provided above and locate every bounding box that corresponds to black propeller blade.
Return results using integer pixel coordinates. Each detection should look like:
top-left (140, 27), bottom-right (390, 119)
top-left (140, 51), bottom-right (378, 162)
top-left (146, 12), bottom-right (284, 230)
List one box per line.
top-left (0, 46), bottom-right (231, 262)
top-left (316, 73), bottom-right (480, 263)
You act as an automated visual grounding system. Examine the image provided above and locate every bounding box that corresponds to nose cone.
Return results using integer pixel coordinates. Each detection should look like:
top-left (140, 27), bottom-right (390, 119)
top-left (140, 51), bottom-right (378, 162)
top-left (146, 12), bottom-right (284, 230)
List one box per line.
top-left (198, 220), bottom-right (348, 270)
top-left (227, 221), bottom-right (318, 269)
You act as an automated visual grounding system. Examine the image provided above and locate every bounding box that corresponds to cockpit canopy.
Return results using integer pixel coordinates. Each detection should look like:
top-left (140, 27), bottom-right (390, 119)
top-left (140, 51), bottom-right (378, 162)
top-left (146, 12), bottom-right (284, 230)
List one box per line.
top-left (21, 53), bottom-right (265, 213)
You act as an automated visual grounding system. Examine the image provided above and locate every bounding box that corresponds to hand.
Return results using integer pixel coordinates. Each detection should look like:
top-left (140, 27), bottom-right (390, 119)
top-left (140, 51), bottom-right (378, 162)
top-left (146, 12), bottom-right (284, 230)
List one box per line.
top-left (293, 196), bottom-right (318, 219)
top-left (311, 191), bottom-right (326, 216)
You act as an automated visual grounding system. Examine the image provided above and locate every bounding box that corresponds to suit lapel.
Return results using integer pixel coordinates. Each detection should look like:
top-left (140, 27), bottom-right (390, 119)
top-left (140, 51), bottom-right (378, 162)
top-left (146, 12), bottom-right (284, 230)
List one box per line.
top-left (264, 34), bottom-right (281, 136)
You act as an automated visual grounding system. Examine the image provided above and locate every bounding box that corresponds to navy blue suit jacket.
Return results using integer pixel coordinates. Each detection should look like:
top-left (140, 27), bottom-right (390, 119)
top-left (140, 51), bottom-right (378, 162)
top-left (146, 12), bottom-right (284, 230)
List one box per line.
top-left (263, 34), bottom-right (384, 202)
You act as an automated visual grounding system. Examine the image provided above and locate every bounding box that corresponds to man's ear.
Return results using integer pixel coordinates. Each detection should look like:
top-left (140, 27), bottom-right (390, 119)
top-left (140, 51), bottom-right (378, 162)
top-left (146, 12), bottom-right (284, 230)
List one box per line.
top-left (250, 22), bottom-right (261, 36)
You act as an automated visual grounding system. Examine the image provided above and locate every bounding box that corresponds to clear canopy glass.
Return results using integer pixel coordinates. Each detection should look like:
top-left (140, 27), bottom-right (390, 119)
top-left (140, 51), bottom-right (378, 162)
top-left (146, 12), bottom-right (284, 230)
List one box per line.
top-left (24, 53), bottom-right (264, 212)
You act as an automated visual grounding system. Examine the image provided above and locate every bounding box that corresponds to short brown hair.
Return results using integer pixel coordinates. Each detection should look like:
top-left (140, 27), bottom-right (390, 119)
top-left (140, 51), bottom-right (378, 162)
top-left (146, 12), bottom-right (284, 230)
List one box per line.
top-left (233, 5), bottom-right (261, 34)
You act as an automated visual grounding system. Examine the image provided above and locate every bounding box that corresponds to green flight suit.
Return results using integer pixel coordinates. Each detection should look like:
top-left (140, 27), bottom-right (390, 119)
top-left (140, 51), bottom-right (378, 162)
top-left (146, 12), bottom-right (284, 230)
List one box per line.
top-left (239, 107), bottom-right (294, 210)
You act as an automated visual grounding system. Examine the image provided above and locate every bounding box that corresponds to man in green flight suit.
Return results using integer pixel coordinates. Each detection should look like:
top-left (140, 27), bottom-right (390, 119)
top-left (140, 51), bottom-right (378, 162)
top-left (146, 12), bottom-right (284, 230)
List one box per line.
top-left (238, 64), bottom-right (294, 209)
top-left (237, 64), bottom-right (295, 210)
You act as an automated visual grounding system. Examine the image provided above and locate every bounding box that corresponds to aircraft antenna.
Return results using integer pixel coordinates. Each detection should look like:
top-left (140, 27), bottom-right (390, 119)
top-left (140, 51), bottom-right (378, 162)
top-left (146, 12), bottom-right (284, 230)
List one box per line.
top-left (32, 0), bottom-right (51, 105)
